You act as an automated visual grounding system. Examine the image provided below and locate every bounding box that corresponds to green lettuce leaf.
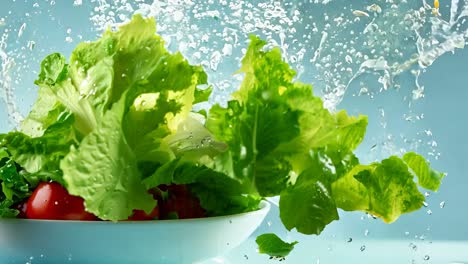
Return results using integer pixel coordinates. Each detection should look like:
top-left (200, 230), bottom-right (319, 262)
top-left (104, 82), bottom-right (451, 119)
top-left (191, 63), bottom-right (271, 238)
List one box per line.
top-left (403, 152), bottom-right (445, 191)
top-left (332, 156), bottom-right (426, 223)
top-left (279, 166), bottom-right (339, 235)
top-left (255, 233), bottom-right (298, 259)
top-left (0, 113), bottom-right (76, 186)
top-left (61, 95), bottom-right (156, 221)
top-left (25, 15), bottom-right (211, 220)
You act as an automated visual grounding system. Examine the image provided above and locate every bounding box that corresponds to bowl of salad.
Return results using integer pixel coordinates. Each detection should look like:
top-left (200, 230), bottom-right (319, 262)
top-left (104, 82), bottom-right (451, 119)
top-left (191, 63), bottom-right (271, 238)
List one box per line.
top-left (0, 194), bottom-right (269, 264)
top-left (0, 14), bottom-right (444, 263)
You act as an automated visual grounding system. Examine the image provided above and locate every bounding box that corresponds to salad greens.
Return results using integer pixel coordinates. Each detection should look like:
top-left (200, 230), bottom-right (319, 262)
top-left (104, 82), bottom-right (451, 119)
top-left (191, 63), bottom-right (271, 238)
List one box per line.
top-left (256, 233), bottom-right (298, 259)
top-left (0, 15), bottom-right (444, 258)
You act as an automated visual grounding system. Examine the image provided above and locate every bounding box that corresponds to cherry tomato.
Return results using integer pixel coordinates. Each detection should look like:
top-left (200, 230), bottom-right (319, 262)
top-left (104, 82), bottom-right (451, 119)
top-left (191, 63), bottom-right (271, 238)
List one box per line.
top-left (26, 182), bottom-right (98, 221)
top-left (158, 184), bottom-right (206, 220)
top-left (14, 201), bottom-right (28, 218)
top-left (127, 206), bottom-right (160, 220)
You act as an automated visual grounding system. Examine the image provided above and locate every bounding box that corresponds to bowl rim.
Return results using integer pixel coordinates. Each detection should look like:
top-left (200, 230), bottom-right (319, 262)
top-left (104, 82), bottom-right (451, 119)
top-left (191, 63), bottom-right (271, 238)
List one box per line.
top-left (0, 200), bottom-right (271, 224)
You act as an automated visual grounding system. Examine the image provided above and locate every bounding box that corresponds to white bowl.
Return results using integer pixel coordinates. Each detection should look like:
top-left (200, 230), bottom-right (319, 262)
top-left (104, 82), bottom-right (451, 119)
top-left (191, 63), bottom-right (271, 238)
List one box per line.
top-left (0, 201), bottom-right (270, 264)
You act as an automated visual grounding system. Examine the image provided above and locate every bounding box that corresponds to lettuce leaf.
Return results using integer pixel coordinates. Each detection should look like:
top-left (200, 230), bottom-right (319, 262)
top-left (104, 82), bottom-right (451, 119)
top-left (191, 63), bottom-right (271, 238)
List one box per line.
top-left (61, 95), bottom-right (156, 221)
top-left (332, 157), bottom-right (425, 223)
top-left (403, 152), bottom-right (445, 191)
top-left (202, 36), bottom-right (444, 257)
top-left (256, 234), bottom-right (298, 259)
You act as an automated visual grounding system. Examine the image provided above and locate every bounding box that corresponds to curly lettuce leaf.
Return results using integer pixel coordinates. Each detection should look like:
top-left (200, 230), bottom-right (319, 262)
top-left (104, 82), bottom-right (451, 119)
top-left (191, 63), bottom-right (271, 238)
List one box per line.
top-left (403, 152), bottom-right (445, 191)
top-left (205, 36), bottom-right (368, 199)
top-left (332, 156), bottom-right (426, 223)
top-left (61, 95), bottom-right (156, 221)
top-left (279, 162), bottom-right (339, 235)
top-left (0, 113), bottom-right (77, 186)
top-left (23, 15), bottom-right (211, 220)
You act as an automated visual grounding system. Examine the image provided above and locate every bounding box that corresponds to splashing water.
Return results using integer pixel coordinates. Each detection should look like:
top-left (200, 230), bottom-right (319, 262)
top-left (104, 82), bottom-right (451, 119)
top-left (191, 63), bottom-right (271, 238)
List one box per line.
top-left (1, 0), bottom-right (467, 136)
top-left (0, 30), bottom-right (23, 126)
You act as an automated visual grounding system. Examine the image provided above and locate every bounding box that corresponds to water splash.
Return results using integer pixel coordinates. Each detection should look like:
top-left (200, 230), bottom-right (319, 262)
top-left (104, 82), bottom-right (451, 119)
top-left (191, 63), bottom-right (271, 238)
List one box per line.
top-left (0, 30), bottom-right (23, 127)
top-left (1, 0), bottom-right (467, 143)
top-left (85, 0), bottom-right (468, 110)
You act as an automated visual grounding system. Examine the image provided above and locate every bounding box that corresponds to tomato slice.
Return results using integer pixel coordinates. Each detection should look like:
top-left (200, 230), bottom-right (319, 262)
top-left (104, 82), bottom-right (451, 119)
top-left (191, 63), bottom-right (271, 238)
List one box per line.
top-left (26, 182), bottom-right (98, 221)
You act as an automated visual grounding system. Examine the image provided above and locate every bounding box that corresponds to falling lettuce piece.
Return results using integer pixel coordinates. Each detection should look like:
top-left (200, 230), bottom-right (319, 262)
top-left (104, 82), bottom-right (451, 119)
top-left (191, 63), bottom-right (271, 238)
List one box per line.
top-left (279, 167), bottom-right (339, 235)
top-left (61, 95), bottom-right (156, 221)
top-left (403, 152), bottom-right (445, 191)
top-left (256, 233), bottom-right (298, 259)
top-left (332, 156), bottom-right (426, 223)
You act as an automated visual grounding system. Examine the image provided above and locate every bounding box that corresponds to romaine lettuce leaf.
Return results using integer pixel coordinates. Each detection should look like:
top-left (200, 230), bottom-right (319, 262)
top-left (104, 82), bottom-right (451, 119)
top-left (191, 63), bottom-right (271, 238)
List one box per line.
top-left (60, 95), bottom-right (156, 221)
top-left (22, 15), bottom-right (211, 220)
top-left (332, 156), bottom-right (426, 223)
top-left (403, 152), bottom-right (445, 191)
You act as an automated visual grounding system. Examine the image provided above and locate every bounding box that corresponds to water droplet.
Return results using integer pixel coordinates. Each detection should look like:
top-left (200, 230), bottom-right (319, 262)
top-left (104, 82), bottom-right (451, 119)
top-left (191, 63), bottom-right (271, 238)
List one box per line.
top-left (364, 229), bottom-right (370, 236)
top-left (409, 243), bottom-right (418, 251)
top-left (65, 36), bottom-right (73, 43)
top-left (345, 55), bottom-right (353, 64)
top-left (54, 201), bottom-right (59, 205)
top-left (360, 245), bottom-right (366, 252)
top-left (222, 43), bottom-right (233, 56)
top-left (424, 192), bottom-right (430, 197)
top-left (50, 0), bottom-right (56, 5)
top-left (367, 4), bottom-right (382, 13)
top-left (18, 23), bottom-right (26, 38)
top-left (240, 146), bottom-right (247, 160)
top-left (439, 201), bottom-right (446, 208)
top-left (27, 40), bottom-right (35, 50)
top-left (347, 238), bottom-right (353, 243)
top-left (353, 10), bottom-right (370, 17)
top-left (426, 209), bottom-right (432, 215)
top-left (209, 51), bottom-right (222, 71)
top-left (424, 255), bottom-right (430, 261)
top-left (405, 231), bottom-right (410, 236)
top-left (73, 0), bottom-right (82, 6)
top-left (173, 10), bottom-right (184, 23)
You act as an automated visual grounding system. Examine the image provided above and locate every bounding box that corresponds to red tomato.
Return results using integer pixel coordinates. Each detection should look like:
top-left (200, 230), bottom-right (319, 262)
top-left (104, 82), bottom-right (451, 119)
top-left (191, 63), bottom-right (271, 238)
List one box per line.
top-left (158, 184), bottom-right (206, 220)
top-left (26, 182), bottom-right (98, 221)
top-left (14, 201), bottom-right (28, 218)
top-left (127, 206), bottom-right (160, 221)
